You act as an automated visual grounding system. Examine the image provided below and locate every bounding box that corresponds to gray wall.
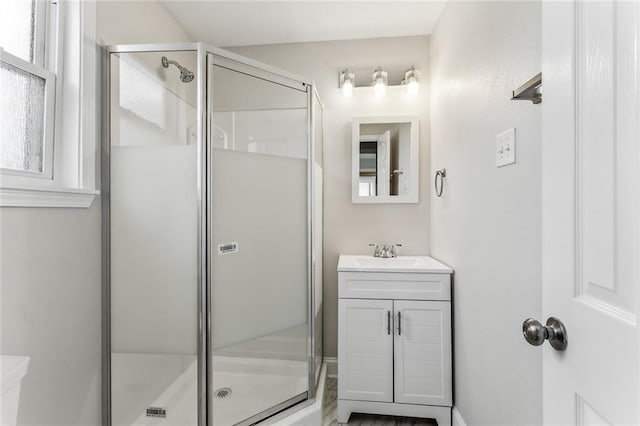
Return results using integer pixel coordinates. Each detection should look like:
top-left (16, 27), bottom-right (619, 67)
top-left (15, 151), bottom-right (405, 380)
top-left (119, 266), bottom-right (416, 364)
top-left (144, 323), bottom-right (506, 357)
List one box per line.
top-left (230, 36), bottom-right (432, 358)
top-left (0, 206), bottom-right (101, 425)
top-left (96, 1), bottom-right (193, 46)
top-left (429, 2), bottom-right (542, 425)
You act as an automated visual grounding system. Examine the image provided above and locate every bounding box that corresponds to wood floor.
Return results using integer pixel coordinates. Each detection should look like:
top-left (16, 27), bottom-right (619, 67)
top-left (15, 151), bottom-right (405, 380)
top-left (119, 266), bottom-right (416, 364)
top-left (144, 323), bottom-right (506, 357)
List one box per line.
top-left (322, 378), bottom-right (437, 426)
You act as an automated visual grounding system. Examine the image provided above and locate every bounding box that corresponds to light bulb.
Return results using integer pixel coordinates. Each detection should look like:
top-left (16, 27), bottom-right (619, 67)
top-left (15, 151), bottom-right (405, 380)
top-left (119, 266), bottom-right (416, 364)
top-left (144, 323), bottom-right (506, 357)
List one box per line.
top-left (371, 67), bottom-right (388, 97)
top-left (402, 66), bottom-right (420, 96)
top-left (340, 68), bottom-right (355, 98)
top-left (406, 78), bottom-right (419, 96)
top-left (374, 79), bottom-right (386, 97)
top-left (342, 80), bottom-right (353, 98)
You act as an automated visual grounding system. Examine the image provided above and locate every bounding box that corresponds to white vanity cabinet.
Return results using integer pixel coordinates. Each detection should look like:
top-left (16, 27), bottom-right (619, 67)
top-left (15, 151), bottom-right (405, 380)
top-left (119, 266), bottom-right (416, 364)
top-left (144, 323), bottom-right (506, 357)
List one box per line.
top-left (339, 298), bottom-right (394, 403)
top-left (337, 255), bottom-right (453, 426)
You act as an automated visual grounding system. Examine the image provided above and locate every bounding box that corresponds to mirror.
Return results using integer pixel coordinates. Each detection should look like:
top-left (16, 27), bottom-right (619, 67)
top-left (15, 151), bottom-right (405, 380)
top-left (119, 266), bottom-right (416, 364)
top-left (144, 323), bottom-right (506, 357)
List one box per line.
top-left (352, 116), bottom-right (419, 203)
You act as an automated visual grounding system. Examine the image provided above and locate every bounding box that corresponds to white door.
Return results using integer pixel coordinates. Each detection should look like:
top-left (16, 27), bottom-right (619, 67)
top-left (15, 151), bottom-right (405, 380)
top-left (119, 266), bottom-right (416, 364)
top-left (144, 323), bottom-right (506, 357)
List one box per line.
top-left (338, 298), bottom-right (393, 402)
top-left (394, 300), bottom-right (452, 407)
top-left (377, 131), bottom-right (391, 197)
top-left (541, 1), bottom-right (639, 424)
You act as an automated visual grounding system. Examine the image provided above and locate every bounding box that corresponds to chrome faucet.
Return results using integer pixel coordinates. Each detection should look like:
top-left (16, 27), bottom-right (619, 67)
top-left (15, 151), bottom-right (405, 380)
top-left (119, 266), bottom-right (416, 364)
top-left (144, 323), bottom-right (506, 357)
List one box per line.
top-left (369, 243), bottom-right (402, 258)
top-left (381, 245), bottom-right (393, 258)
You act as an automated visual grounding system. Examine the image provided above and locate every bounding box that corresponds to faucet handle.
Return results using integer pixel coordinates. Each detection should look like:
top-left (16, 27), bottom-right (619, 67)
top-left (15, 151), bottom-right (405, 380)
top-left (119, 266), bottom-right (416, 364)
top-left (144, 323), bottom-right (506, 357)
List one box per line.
top-left (391, 243), bottom-right (402, 257)
top-left (369, 243), bottom-right (382, 257)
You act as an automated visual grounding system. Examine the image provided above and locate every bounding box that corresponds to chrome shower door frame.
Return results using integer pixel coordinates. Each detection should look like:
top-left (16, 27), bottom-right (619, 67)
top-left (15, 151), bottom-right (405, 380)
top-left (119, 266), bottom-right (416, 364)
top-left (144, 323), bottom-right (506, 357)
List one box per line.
top-left (102, 42), bottom-right (321, 426)
top-left (311, 84), bottom-right (325, 390)
top-left (204, 47), bottom-right (314, 426)
top-left (101, 42), bottom-right (202, 426)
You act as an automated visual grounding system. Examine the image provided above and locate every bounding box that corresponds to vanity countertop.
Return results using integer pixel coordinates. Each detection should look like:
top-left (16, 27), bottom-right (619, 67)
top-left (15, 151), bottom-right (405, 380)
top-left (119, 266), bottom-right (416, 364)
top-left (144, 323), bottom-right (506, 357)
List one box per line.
top-left (337, 255), bottom-right (452, 274)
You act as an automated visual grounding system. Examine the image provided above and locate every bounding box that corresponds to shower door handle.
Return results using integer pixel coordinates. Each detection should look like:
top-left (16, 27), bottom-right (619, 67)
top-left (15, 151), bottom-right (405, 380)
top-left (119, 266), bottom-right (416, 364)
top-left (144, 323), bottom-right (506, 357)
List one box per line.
top-left (387, 311), bottom-right (391, 335)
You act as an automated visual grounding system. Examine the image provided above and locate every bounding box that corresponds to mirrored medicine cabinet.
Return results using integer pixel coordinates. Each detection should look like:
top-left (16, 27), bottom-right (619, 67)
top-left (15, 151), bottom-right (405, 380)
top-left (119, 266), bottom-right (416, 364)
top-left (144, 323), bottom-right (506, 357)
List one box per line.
top-left (351, 116), bottom-right (419, 203)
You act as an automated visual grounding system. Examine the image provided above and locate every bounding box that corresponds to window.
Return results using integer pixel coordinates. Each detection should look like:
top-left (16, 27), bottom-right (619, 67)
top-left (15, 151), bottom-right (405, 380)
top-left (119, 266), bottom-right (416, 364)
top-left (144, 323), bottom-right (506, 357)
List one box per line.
top-left (1, 1), bottom-right (54, 178)
top-left (0, 0), bottom-right (98, 207)
top-left (0, 0), bottom-right (46, 65)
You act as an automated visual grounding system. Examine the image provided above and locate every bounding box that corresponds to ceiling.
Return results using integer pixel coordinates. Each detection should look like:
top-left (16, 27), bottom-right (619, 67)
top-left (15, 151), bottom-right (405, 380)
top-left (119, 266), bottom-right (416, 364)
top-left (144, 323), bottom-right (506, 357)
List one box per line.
top-left (159, 1), bottom-right (446, 47)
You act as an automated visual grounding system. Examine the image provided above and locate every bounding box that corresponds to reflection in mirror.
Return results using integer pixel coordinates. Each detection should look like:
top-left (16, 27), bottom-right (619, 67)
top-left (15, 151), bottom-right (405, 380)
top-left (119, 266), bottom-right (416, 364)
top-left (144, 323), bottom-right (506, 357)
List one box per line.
top-left (352, 117), bottom-right (419, 203)
top-left (358, 136), bottom-right (384, 197)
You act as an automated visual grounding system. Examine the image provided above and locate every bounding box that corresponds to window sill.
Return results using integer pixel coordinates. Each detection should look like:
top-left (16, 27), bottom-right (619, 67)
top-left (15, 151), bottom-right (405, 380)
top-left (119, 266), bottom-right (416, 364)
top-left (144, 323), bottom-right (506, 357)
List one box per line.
top-left (0, 186), bottom-right (99, 208)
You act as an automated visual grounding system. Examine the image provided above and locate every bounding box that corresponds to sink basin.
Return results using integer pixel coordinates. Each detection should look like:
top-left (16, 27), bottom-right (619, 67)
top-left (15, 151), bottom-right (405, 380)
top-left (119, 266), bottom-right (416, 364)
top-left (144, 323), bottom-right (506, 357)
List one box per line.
top-left (337, 255), bottom-right (452, 273)
top-left (354, 257), bottom-right (419, 268)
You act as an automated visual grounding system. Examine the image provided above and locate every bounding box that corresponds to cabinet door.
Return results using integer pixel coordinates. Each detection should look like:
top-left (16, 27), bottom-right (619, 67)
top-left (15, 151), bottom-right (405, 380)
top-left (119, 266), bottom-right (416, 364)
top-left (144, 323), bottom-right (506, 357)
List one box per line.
top-left (394, 300), bottom-right (452, 406)
top-left (338, 298), bottom-right (393, 402)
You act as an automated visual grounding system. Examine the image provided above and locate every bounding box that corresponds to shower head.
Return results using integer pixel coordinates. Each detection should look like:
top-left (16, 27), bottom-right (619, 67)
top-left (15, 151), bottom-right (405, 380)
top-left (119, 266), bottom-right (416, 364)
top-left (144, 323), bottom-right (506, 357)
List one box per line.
top-left (161, 56), bottom-right (194, 83)
top-left (180, 70), bottom-right (195, 83)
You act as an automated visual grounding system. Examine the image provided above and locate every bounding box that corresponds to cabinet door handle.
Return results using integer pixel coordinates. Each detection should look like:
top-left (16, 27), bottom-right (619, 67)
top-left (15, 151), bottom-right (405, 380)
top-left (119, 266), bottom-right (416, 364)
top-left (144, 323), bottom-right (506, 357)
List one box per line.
top-left (387, 311), bottom-right (391, 335)
top-left (397, 311), bottom-right (402, 335)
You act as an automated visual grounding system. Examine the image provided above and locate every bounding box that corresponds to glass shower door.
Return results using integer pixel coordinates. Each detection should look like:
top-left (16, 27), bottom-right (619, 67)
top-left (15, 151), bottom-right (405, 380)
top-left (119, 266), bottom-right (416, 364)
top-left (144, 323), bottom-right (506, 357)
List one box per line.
top-left (207, 55), bottom-right (310, 425)
top-left (108, 49), bottom-right (199, 426)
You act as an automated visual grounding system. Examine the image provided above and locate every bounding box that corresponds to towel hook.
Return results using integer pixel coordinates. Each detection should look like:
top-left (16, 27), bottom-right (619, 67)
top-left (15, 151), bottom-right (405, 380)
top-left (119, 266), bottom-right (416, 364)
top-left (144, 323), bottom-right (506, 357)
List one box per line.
top-left (434, 168), bottom-right (446, 197)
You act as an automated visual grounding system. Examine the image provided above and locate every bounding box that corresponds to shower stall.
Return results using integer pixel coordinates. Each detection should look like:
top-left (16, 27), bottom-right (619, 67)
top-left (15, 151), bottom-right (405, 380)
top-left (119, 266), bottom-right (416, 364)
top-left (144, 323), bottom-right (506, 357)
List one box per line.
top-left (102, 44), bottom-right (324, 426)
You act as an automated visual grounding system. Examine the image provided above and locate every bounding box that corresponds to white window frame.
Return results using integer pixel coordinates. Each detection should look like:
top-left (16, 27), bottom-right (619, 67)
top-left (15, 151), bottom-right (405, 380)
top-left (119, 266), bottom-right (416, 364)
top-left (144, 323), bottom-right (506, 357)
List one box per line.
top-left (33, 0), bottom-right (49, 67)
top-left (0, 0), bottom-right (99, 208)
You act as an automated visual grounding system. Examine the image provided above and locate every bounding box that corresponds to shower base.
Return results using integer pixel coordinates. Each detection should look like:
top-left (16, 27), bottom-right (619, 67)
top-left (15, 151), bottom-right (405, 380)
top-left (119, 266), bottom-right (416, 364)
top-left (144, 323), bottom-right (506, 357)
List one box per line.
top-left (112, 353), bottom-right (309, 425)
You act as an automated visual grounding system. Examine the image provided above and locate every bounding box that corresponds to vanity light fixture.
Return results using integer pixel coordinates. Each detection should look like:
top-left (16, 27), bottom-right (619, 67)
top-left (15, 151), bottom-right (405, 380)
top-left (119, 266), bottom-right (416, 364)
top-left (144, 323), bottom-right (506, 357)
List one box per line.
top-left (372, 67), bottom-right (388, 97)
top-left (402, 66), bottom-right (420, 96)
top-left (339, 68), bottom-right (355, 98)
top-left (338, 66), bottom-right (421, 96)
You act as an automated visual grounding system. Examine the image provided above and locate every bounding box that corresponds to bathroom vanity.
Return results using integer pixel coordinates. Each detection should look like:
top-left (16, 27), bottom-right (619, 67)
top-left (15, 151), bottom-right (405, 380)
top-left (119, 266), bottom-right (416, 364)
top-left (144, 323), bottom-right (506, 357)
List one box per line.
top-left (337, 255), bottom-right (452, 425)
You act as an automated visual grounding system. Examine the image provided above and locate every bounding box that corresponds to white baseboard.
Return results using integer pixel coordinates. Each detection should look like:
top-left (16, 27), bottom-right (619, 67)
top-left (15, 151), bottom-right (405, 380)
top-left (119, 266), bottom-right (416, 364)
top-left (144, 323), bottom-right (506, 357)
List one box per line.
top-left (452, 407), bottom-right (467, 426)
top-left (324, 356), bottom-right (337, 377)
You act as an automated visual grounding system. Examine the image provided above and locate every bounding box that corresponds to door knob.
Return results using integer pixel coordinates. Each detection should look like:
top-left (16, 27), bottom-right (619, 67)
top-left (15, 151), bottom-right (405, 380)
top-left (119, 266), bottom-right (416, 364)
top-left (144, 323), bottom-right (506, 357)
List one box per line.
top-left (522, 317), bottom-right (568, 351)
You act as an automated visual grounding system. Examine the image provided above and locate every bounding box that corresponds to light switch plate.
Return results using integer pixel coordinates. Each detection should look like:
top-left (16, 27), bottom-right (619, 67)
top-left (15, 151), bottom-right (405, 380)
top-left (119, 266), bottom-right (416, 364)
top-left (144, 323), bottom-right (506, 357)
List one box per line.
top-left (496, 128), bottom-right (516, 167)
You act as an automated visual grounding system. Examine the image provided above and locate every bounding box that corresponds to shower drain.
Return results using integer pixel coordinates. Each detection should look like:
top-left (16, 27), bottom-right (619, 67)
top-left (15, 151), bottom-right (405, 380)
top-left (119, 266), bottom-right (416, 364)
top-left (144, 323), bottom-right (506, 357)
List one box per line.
top-left (214, 387), bottom-right (232, 399)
